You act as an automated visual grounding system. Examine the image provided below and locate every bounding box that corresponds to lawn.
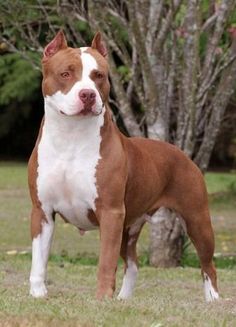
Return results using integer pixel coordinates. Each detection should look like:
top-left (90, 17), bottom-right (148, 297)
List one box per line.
top-left (0, 162), bottom-right (236, 326)
top-left (205, 172), bottom-right (236, 256)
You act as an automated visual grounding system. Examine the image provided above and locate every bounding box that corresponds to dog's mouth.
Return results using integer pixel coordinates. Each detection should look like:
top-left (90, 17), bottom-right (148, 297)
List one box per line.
top-left (60, 106), bottom-right (103, 117)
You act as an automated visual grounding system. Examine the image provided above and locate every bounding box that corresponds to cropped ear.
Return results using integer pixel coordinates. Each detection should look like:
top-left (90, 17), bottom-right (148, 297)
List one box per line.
top-left (91, 32), bottom-right (108, 58)
top-left (43, 30), bottom-right (67, 60)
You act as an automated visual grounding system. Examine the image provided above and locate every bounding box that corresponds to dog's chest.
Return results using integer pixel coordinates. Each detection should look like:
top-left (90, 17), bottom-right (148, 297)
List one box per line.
top-left (37, 115), bottom-right (104, 230)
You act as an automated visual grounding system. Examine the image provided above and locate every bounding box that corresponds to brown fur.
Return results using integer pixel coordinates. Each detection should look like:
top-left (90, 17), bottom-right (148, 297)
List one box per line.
top-left (42, 48), bottom-right (83, 96)
top-left (28, 118), bottom-right (47, 239)
top-left (94, 107), bottom-right (217, 297)
top-left (29, 31), bottom-right (218, 299)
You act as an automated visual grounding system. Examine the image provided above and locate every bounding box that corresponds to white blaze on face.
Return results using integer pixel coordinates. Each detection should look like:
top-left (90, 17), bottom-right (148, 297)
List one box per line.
top-left (44, 48), bottom-right (103, 117)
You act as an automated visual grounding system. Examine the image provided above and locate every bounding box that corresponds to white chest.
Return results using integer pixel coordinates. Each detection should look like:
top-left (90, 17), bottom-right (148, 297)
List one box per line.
top-left (37, 109), bottom-right (104, 230)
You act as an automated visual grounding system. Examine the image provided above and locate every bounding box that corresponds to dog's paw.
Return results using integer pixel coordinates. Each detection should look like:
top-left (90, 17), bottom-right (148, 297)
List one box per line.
top-left (203, 272), bottom-right (219, 302)
top-left (30, 282), bottom-right (48, 298)
top-left (117, 290), bottom-right (132, 300)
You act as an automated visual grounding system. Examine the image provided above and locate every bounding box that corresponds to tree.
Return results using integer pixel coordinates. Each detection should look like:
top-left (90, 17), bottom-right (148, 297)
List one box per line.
top-left (1, 0), bottom-right (236, 266)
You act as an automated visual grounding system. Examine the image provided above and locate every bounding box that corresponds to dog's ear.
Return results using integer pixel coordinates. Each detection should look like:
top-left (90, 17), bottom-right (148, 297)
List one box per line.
top-left (91, 32), bottom-right (107, 58)
top-left (43, 30), bottom-right (67, 60)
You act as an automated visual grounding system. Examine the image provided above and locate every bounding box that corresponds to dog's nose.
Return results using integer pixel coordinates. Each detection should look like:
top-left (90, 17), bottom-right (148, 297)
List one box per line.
top-left (79, 89), bottom-right (96, 105)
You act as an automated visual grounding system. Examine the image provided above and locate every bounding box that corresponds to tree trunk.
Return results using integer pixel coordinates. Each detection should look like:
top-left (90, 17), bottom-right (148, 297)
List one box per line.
top-left (149, 208), bottom-right (185, 267)
top-left (148, 116), bottom-right (185, 267)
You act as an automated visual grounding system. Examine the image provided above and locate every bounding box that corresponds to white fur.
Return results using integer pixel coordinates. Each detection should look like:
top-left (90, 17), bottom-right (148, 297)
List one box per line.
top-left (117, 217), bottom-right (144, 299)
top-left (203, 272), bottom-right (219, 302)
top-left (117, 217), bottom-right (144, 298)
top-left (30, 51), bottom-right (105, 298)
top-left (30, 219), bottom-right (54, 297)
top-left (37, 50), bottom-right (104, 230)
top-left (37, 106), bottom-right (105, 230)
top-left (117, 258), bottom-right (138, 300)
top-left (80, 47), bottom-right (88, 53)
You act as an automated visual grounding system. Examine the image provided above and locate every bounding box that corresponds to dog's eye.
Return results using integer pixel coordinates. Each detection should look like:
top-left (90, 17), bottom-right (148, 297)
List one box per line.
top-left (61, 72), bottom-right (70, 79)
top-left (95, 71), bottom-right (104, 79)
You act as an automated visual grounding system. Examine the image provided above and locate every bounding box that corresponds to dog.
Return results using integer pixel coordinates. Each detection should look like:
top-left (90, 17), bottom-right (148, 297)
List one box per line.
top-left (28, 31), bottom-right (219, 302)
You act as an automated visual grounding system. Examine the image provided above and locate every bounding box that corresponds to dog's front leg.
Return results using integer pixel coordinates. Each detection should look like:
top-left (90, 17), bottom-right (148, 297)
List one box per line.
top-left (96, 208), bottom-right (125, 300)
top-left (30, 207), bottom-right (54, 298)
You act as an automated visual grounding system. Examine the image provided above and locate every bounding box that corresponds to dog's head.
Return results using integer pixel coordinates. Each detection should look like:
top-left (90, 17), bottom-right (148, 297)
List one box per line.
top-left (42, 31), bottom-right (109, 117)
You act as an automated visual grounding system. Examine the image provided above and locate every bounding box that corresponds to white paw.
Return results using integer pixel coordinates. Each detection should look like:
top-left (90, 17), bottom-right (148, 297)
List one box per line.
top-left (205, 289), bottom-right (219, 302)
top-left (117, 259), bottom-right (137, 300)
top-left (30, 281), bottom-right (48, 298)
top-left (117, 290), bottom-right (132, 300)
top-left (203, 273), bottom-right (219, 302)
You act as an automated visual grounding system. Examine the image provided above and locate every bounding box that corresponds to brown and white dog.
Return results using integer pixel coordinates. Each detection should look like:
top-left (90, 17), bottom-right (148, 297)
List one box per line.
top-left (28, 31), bottom-right (219, 302)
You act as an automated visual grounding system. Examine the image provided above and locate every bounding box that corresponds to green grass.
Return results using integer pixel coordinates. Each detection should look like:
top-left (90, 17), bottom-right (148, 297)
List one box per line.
top-left (0, 161), bottom-right (27, 189)
top-left (205, 172), bottom-right (236, 211)
top-left (0, 162), bottom-right (236, 326)
top-left (204, 172), bottom-right (236, 255)
top-left (205, 172), bottom-right (236, 194)
top-left (1, 255), bottom-right (236, 327)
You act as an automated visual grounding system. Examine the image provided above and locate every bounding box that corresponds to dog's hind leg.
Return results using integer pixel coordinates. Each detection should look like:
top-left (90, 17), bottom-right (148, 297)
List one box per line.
top-left (117, 216), bottom-right (145, 300)
top-left (184, 210), bottom-right (219, 302)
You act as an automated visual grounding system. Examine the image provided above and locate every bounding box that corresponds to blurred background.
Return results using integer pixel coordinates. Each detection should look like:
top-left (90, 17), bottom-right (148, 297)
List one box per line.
top-left (0, 0), bottom-right (235, 268)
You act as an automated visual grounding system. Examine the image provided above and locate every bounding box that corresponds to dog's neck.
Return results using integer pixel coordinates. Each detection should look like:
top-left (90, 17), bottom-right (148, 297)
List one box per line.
top-left (41, 100), bottom-right (106, 154)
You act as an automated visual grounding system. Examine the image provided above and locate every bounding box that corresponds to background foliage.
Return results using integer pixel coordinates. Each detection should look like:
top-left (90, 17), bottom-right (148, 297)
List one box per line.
top-left (0, 0), bottom-right (236, 166)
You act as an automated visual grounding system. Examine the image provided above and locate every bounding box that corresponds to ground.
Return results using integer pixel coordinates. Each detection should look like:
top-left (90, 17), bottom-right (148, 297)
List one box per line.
top-left (0, 162), bottom-right (235, 327)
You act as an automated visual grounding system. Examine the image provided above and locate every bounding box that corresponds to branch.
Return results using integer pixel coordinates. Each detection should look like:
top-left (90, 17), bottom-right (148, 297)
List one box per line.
top-left (37, 0), bottom-right (56, 35)
top-left (154, 0), bottom-right (183, 53)
top-left (146, 0), bottom-right (164, 53)
top-left (135, 0), bottom-right (150, 36)
top-left (176, 0), bottom-right (199, 155)
top-left (166, 32), bottom-right (177, 133)
top-left (201, 12), bottom-right (217, 32)
top-left (109, 55), bottom-right (142, 137)
top-left (195, 43), bottom-right (236, 137)
top-left (194, 37), bottom-right (236, 171)
top-left (127, 0), bottom-right (158, 124)
top-left (86, 0), bottom-right (142, 136)
top-left (201, 0), bottom-right (235, 83)
top-left (1, 36), bottom-right (41, 71)
top-left (197, 51), bottom-right (236, 102)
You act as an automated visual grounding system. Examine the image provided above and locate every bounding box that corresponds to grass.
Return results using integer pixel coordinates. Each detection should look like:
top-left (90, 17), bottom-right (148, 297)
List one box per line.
top-left (0, 161), bottom-right (236, 326)
top-left (205, 172), bottom-right (236, 256)
top-left (1, 255), bottom-right (236, 327)
top-left (205, 172), bottom-right (236, 195)
top-left (206, 172), bottom-right (236, 212)
top-left (0, 161), bottom-right (27, 189)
